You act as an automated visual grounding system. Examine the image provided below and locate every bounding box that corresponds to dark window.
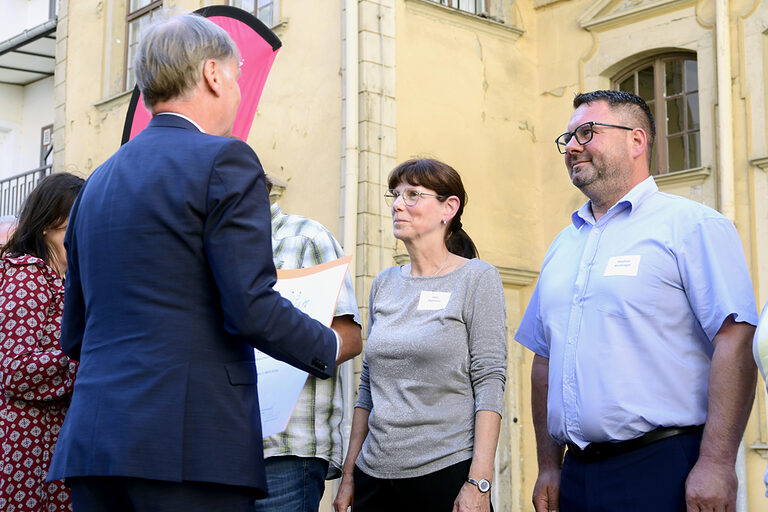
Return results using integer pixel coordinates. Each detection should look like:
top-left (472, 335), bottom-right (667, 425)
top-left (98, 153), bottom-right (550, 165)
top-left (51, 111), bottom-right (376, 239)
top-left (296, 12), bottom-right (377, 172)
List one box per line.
top-left (615, 54), bottom-right (699, 175)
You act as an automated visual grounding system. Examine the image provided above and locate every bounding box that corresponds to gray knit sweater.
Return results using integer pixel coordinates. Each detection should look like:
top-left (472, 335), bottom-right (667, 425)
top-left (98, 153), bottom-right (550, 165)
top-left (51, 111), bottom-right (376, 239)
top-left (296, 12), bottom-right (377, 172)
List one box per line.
top-left (354, 258), bottom-right (507, 479)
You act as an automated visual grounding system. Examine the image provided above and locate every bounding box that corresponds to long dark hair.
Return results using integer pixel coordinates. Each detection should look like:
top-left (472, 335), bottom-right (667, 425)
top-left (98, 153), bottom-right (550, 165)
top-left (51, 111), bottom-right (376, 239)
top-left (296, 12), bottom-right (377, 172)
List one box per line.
top-left (388, 158), bottom-right (478, 259)
top-left (1, 172), bottom-right (85, 266)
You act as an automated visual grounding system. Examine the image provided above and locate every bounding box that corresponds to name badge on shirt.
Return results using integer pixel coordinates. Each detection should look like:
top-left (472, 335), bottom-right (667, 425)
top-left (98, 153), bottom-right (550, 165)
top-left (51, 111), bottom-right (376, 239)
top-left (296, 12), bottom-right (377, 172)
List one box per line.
top-left (603, 255), bottom-right (641, 277)
top-left (417, 291), bottom-right (451, 310)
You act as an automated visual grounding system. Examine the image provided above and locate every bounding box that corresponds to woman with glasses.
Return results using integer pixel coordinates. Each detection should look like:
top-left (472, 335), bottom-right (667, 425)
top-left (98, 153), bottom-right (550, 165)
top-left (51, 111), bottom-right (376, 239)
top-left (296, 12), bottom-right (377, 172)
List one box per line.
top-left (0, 173), bottom-right (84, 512)
top-left (333, 158), bottom-right (507, 512)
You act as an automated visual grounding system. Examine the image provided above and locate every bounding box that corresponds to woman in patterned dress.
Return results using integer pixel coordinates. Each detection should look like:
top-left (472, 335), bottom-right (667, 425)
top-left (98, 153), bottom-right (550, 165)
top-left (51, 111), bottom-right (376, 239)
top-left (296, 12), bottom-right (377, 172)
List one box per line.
top-left (0, 173), bottom-right (84, 512)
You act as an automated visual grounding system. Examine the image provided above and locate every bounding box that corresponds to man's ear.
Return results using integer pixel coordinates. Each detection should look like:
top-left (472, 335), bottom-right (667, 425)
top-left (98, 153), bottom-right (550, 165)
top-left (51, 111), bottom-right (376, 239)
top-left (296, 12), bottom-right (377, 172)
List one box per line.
top-left (629, 127), bottom-right (648, 160)
top-left (202, 59), bottom-right (222, 97)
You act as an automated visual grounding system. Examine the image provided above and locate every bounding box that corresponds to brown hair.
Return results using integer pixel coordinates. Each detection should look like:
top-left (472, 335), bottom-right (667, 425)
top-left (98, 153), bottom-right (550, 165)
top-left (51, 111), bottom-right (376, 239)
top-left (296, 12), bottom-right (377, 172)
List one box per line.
top-left (1, 172), bottom-right (84, 268)
top-left (388, 158), bottom-right (477, 259)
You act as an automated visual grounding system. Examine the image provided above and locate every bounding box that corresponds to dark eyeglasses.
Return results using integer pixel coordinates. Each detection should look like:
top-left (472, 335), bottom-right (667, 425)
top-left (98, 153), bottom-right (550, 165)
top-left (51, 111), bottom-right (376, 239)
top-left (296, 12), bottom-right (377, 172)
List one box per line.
top-left (555, 121), bottom-right (634, 154)
top-left (384, 189), bottom-right (445, 207)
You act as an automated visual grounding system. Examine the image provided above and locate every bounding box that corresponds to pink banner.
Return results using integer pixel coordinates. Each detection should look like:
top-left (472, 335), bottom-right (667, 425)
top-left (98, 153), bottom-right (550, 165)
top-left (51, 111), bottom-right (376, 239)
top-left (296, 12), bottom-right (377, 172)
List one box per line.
top-left (122, 7), bottom-right (280, 144)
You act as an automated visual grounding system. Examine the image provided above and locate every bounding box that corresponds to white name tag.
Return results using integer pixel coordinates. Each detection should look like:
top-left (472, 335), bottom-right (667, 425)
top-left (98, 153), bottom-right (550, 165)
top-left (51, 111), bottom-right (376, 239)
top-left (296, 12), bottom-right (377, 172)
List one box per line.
top-left (417, 291), bottom-right (452, 310)
top-left (603, 255), bottom-right (641, 277)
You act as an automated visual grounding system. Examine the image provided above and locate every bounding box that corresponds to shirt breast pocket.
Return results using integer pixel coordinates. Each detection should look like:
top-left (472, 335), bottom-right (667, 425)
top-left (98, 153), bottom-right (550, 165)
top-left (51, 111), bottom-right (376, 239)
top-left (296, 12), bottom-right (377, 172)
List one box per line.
top-left (594, 258), bottom-right (662, 318)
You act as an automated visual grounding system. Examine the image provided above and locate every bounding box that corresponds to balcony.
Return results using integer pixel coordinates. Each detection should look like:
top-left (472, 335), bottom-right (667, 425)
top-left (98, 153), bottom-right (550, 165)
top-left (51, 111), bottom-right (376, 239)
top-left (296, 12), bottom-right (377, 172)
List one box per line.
top-left (0, 165), bottom-right (52, 218)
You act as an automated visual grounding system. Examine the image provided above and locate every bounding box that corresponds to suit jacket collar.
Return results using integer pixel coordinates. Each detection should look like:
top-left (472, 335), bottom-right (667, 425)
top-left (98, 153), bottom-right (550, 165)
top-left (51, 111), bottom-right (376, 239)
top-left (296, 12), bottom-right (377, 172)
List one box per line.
top-left (149, 113), bottom-right (204, 132)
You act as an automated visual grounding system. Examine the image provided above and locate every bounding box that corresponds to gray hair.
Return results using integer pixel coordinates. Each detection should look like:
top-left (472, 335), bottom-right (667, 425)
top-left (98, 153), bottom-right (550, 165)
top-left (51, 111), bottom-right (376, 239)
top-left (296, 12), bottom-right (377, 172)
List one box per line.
top-left (134, 12), bottom-right (239, 109)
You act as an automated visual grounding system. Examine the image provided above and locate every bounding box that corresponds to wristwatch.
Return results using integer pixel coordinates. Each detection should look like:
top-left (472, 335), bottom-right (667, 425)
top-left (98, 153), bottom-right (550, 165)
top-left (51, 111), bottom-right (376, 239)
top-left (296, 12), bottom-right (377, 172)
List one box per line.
top-left (466, 477), bottom-right (491, 493)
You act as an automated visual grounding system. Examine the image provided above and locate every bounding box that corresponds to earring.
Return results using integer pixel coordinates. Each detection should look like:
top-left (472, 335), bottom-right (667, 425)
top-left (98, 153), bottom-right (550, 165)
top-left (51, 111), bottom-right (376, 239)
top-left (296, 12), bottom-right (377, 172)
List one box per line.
top-left (441, 219), bottom-right (447, 225)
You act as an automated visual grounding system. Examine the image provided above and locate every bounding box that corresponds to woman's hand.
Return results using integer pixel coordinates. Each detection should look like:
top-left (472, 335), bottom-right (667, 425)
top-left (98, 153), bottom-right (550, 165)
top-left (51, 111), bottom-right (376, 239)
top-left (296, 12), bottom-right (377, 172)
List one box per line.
top-left (452, 481), bottom-right (491, 512)
top-left (333, 473), bottom-right (354, 512)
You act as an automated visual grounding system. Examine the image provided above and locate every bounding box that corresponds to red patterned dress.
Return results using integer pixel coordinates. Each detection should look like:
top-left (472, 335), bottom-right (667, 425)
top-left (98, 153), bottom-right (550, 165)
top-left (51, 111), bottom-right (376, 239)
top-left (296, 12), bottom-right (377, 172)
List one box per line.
top-left (0, 255), bottom-right (77, 512)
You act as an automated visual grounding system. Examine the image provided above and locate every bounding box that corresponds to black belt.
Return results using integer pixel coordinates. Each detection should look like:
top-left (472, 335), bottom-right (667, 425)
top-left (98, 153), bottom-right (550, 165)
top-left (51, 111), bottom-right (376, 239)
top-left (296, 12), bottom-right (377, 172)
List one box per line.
top-left (566, 425), bottom-right (704, 463)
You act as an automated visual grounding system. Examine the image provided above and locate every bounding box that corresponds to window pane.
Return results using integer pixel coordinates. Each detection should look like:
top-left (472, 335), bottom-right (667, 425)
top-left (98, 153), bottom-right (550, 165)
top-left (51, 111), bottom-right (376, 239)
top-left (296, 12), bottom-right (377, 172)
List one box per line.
top-left (618, 75), bottom-right (634, 93)
top-left (665, 60), bottom-right (683, 96)
top-left (667, 135), bottom-right (685, 172)
top-left (638, 66), bottom-right (654, 100)
top-left (130, 0), bottom-right (155, 13)
top-left (666, 97), bottom-right (684, 135)
top-left (688, 132), bottom-right (700, 168)
top-left (650, 147), bottom-right (658, 175)
top-left (685, 60), bottom-right (698, 92)
top-left (232, 0), bottom-right (257, 12)
top-left (126, 13), bottom-right (155, 89)
top-left (687, 93), bottom-right (699, 130)
top-left (458, 0), bottom-right (475, 12)
top-left (257, 4), bottom-right (274, 25)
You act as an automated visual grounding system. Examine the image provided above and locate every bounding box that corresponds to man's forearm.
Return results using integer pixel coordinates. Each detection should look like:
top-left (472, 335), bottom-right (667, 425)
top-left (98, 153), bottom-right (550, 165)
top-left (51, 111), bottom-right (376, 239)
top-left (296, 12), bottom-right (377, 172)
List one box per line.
top-left (532, 354), bottom-right (563, 469)
top-left (331, 315), bottom-right (362, 364)
top-left (699, 319), bottom-right (757, 464)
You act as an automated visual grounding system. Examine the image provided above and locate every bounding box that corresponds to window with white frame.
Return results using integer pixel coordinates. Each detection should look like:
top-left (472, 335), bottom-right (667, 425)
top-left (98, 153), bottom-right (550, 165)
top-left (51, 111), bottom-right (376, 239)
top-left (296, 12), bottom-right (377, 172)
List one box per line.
top-left (429, 0), bottom-right (491, 16)
top-left (614, 54), bottom-right (700, 175)
top-left (231, 0), bottom-right (281, 27)
top-left (125, 0), bottom-right (162, 91)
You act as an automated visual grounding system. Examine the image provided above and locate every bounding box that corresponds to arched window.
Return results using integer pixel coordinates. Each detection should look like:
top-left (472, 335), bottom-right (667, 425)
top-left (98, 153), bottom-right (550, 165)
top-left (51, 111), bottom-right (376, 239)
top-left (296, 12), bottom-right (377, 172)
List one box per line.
top-left (614, 54), bottom-right (699, 175)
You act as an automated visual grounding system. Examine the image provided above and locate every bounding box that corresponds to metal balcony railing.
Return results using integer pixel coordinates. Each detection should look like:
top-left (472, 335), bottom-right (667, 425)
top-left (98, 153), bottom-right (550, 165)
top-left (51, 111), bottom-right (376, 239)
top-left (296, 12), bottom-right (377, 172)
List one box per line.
top-left (0, 165), bottom-right (52, 218)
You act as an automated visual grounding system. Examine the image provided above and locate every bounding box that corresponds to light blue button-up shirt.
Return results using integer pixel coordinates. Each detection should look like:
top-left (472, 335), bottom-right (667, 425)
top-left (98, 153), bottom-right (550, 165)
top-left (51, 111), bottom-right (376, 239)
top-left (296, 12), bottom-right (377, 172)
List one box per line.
top-left (515, 177), bottom-right (758, 448)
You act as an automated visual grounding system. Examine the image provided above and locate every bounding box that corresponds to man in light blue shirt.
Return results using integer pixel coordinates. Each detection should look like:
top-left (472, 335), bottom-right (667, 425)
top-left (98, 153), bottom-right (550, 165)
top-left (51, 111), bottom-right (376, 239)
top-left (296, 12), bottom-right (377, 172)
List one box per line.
top-left (516, 90), bottom-right (758, 512)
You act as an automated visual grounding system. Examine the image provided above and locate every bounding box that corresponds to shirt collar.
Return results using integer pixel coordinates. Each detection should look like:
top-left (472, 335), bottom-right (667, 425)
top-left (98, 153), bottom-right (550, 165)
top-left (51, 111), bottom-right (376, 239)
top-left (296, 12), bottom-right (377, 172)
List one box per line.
top-left (155, 112), bottom-right (205, 133)
top-left (571, 175), bottom-right (658, 228)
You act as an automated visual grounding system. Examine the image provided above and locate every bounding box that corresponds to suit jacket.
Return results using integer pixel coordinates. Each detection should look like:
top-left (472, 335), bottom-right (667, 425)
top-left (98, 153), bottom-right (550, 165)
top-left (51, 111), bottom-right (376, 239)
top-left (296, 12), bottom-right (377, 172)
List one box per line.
top-left (47, 114), bottom-right (337, 494)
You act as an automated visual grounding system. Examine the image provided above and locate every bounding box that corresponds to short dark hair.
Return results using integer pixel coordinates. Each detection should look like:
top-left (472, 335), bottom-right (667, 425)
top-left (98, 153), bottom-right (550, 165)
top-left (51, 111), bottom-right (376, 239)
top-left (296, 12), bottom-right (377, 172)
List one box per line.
top-left (388, 158), bottom-right (478, 259)
top-left (1, 172), bottom-right (84, 266)
top-left (573, 90), bottom-right (655, 156)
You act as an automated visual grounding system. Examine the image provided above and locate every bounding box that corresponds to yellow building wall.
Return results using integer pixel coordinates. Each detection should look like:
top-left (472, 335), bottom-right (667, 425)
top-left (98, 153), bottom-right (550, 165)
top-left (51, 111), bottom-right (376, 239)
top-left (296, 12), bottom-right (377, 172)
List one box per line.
top-left (57, 0), bottom-right (768, 509)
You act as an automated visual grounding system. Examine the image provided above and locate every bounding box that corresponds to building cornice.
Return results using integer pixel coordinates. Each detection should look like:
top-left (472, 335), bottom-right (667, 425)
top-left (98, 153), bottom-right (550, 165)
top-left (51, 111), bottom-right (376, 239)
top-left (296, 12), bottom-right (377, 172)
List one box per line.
top-left (653, 166), bottom-right (711, 188)
top-left (404, 0), bottom-right (524, 41)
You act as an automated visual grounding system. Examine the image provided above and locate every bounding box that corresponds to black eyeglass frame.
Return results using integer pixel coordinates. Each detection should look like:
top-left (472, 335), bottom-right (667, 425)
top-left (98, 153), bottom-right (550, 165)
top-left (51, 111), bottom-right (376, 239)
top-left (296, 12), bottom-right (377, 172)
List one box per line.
top-left (555, 121), bottom-right (634, 154)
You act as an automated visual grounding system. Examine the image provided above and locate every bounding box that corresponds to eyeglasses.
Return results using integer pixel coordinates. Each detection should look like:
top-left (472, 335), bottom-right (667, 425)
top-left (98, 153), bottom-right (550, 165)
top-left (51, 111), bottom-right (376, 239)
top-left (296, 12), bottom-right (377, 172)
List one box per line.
top-left (384, 189), bottom-right (445, 207)
top-left (555, 121), bottom-right (634, 154)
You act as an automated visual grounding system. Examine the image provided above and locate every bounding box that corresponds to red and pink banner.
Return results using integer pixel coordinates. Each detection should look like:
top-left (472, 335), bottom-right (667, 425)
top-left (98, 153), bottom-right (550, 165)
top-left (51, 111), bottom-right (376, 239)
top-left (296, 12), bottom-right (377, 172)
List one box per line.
top-left (121, 6), bottom-right (281, 144)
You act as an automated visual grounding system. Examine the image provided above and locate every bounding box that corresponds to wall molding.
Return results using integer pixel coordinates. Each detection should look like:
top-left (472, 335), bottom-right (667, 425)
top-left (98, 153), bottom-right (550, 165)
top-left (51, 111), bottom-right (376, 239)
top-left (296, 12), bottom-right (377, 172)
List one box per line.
top-left (404, 0), bottom-right (524, 41)
top-left (579, 0), bottom-right (694, 31)
top-left (653, 166), bottom-right (711, 187)
top-left (497, 266), bottom-right (539, 287)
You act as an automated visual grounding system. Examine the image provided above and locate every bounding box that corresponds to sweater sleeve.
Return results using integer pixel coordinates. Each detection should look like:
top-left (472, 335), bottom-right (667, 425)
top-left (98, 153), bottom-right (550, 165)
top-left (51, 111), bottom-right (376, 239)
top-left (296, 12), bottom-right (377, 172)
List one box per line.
top-left (354, 274), bottom-right (379, 411)
top-left (0, 263), bottom-right (77, 402)
top-left (465, 266), bottom-right (507, 415)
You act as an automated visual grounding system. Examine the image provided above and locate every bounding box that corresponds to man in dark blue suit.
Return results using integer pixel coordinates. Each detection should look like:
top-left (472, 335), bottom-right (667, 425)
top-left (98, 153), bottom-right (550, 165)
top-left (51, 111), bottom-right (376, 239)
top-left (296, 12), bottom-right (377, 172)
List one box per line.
top-left (48, 12), bottom-right (345, 512)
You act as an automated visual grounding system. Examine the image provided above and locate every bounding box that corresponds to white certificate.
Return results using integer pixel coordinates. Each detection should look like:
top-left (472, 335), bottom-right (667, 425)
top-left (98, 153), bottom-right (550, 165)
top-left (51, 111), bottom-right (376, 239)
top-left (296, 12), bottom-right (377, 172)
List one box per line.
top-left (255, 255), bottom-right (352, 437)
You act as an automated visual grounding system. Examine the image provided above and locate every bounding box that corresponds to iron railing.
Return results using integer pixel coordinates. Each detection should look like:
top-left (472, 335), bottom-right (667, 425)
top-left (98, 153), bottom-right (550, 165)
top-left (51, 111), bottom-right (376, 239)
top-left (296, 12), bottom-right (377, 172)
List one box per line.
top-left (0, 165), bottom-right (52, 218)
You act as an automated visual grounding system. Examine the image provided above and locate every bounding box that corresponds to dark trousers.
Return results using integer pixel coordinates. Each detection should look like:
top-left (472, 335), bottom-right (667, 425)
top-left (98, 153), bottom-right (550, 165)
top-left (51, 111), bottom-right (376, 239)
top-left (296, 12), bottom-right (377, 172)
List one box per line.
top-left (560, 431), bottom-right (702, 512)
top-left (67, 476), bottom-right (260, 512)
top-left (353, 458), bottom-right (494, 512)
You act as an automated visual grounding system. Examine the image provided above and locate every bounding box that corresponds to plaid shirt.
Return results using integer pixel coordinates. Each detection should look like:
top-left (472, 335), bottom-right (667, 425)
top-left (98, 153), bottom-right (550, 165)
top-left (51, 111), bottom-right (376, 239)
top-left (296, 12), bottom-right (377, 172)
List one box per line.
top-left (264, 203), bottom-right (360, 478)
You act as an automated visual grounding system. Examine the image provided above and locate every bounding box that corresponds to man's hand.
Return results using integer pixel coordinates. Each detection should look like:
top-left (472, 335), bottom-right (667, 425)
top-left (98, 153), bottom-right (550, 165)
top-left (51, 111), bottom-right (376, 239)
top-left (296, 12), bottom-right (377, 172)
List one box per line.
top-left (452, 481), bottom-right (491, 512)
top-left (685, 457), bottom-right (737, 512)
top-left (532, 467), bottom-right (561, 512)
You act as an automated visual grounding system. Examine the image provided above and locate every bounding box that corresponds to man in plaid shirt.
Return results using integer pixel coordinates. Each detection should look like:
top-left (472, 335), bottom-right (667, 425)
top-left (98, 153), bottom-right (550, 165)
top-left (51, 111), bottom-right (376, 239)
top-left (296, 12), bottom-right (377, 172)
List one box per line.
top-left (255, 177), bottom-right (362, 511)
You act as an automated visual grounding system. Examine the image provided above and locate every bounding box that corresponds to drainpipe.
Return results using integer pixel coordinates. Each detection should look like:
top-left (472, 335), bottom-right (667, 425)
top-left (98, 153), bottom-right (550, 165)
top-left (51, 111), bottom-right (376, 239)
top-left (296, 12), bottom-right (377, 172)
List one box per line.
top-left (341, 0), bottom-right (359, 463)
top-left (716, 5), bottom-right (746, 509)
top-left (715, 0), bottom-right (735, 222)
